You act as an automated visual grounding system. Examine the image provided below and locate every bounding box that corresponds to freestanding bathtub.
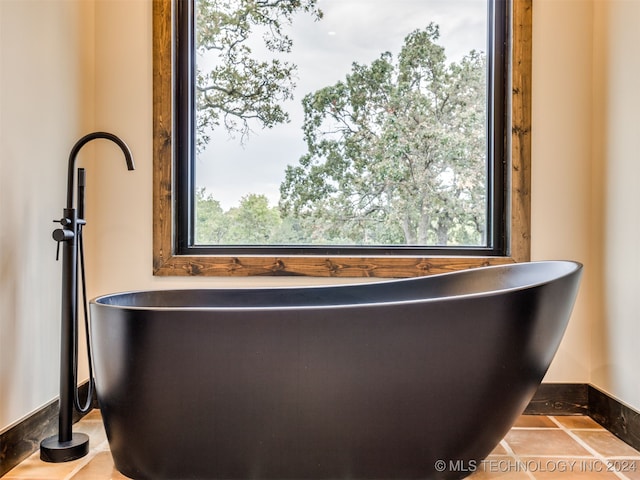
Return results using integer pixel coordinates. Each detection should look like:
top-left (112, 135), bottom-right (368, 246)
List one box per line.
top-left (90, 260), bottom-right (582, 480)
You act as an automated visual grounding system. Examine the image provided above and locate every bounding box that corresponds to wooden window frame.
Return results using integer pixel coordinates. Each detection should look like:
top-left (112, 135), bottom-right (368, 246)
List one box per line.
top-left (152, 0), bottom-right (531, 277)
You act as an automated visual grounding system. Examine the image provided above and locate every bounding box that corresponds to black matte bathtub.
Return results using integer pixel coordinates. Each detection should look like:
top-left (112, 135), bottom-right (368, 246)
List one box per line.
top-left (89, 260), bottom-right (582, 480)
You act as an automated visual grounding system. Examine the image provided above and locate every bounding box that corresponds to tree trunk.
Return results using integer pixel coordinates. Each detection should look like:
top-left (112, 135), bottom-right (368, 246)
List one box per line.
top-left (402, 215), bottom-right (416, 244)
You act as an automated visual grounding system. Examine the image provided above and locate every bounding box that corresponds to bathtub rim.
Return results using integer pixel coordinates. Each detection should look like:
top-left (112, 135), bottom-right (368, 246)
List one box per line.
top-left (89, 260), bottom-right (582, 312)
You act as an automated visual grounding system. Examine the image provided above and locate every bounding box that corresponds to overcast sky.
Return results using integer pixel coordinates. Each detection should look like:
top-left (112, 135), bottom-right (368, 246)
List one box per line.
top-left (196, 0), bottom-right (488, 210)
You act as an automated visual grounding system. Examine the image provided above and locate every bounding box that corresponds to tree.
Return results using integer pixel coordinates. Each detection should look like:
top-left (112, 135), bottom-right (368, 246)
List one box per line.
top-left (195, 0), bottom-right (322, 146)
top-left (279, 24), bottom-right (487, 246)
top-left (225, 193), bottom-right (282, 243)
top-left (195, 187), bottom-right (228, 243)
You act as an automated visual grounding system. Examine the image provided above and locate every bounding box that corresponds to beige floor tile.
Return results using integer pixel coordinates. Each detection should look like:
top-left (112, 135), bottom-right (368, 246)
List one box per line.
top-left (573, 430), bottom-right (640, 457)
top-left (490, 442), bottom-right (509, 455)
top-left (469, 456), bottom-right (531, 479)
top-left (81, 410), bottom-right (103, 422)
top-left (512, 415), bottom-right (558, 429)
top-left (620, 460), bottom-right (640, 480)
top-left (73, 423), bottom-right (108, 450)
top-left (468, 469), bottom-right (532, 479)
top-left (70, 451), bottom-right (129, 479)
top-left (553, 416), bottom-right (604, 430)
top-left (3, 451), bottom-right (85, 479)
top-left (504, 429), bottom-right (592, 457)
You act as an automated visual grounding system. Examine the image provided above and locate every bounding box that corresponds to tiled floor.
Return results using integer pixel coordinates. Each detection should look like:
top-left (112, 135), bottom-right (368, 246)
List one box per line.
top-left (3, 413), bottom-right (640, 479)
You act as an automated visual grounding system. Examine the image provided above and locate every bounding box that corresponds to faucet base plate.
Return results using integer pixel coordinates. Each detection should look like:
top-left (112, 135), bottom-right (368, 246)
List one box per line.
top-left (40, 432), bottom-right (89, 463)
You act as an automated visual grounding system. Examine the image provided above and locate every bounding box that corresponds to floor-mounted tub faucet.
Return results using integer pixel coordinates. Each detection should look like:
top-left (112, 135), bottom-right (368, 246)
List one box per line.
top-left (41, 132), bottom-right (134, 463)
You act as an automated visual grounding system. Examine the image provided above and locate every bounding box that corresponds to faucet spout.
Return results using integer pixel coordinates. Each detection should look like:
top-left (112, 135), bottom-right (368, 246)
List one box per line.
top-left (66, 132), bottom-right (134, 209)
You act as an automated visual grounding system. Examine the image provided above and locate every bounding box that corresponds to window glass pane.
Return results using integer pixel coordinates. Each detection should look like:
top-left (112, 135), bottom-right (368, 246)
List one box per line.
top-left (194, 0), bottom-right (489, 247)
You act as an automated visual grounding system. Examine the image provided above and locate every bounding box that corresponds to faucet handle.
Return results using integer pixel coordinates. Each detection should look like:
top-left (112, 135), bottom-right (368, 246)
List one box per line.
top-left (55, 238), bottom-right (61, 261)
top-left (52, 217), bottom-right (75, 261)
top-left (53, 217), bottom-right (72, 226)
top-left (52, 227), bottom-right (74, 261)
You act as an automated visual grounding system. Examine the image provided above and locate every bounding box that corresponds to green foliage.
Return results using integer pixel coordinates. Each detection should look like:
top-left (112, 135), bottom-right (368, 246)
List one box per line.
top-left (196, 189), bottom-right (287, 245)
top-left (195, 0), bottom-right (322, 146)
top-left (279, 24), bottom-right (487, 246)
top-left (194, 187), bottom-right (227, 244)
top-left (225, 193), bottom-right (282, 243)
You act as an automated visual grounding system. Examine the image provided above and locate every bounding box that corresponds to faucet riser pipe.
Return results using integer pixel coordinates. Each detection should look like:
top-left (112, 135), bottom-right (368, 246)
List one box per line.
top-left (58, 208), bottom-right (76, 443)
top-left (40, 208), bottom-right (89, 462)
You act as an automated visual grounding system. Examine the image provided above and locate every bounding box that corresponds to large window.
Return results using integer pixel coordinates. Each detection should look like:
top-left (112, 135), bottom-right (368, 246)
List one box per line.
top-left (153, 0), bottom-right (532, 277)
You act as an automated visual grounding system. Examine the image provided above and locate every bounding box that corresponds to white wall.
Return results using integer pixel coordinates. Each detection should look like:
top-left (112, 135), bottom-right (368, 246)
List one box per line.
top-left (591, 0), bottom-right (640, 410)
top-left (0, 1), bottom-right (94, 431)
top-left (530, 0), bottom-right (595, 383)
